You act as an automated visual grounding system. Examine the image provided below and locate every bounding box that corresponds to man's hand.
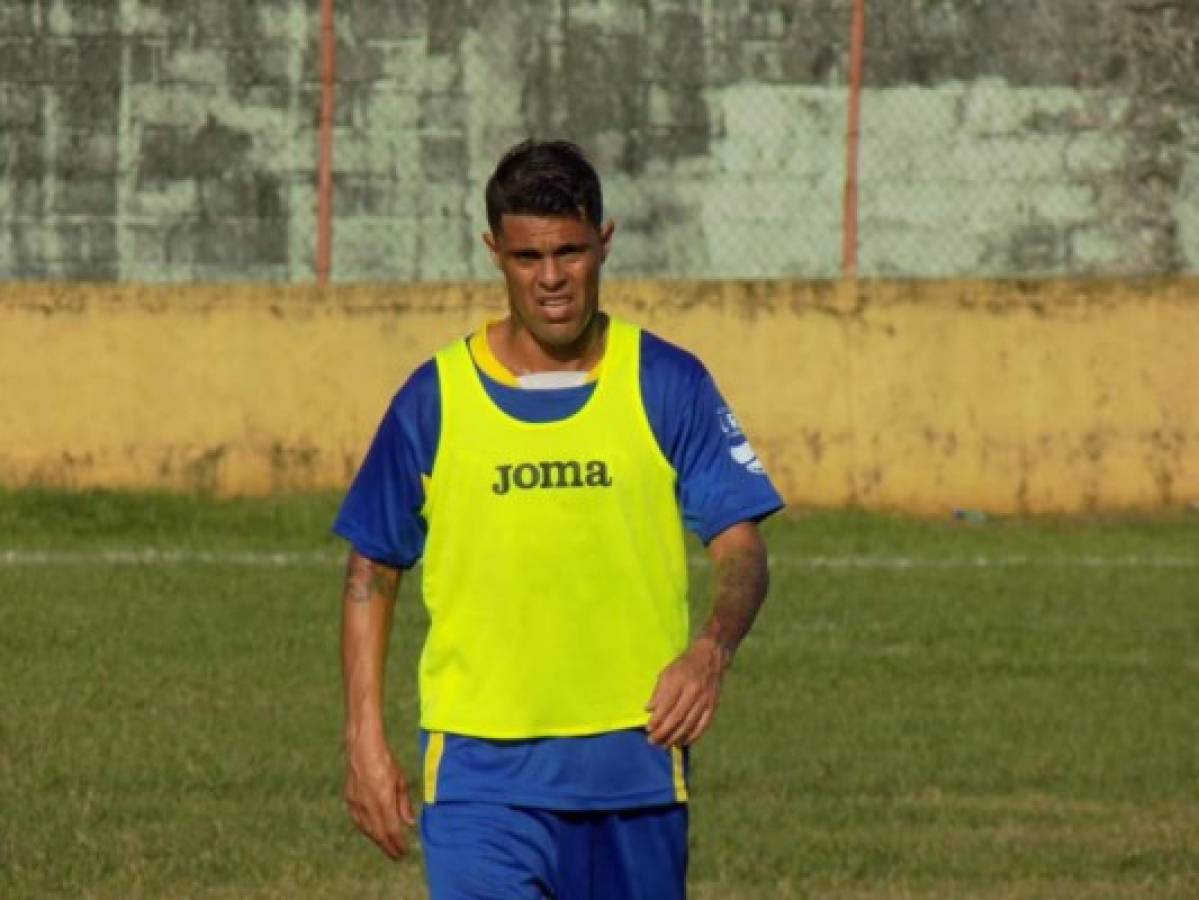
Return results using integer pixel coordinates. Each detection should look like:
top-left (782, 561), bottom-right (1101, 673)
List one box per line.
top-left (645, 636), bottom-right (728, 747)
top-left (344, 736), bottom-right (417, 859)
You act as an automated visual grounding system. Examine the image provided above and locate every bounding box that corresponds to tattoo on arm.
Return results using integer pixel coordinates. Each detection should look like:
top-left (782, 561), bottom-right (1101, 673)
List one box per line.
top-left (700, 534), bottom-right (769, 666)
top-left (343, 551), bottom-right (400, 605)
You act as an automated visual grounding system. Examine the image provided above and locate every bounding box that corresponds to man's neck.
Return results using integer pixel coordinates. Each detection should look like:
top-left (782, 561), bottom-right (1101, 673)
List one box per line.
top-left (489, 313), bottom-right (608, 375)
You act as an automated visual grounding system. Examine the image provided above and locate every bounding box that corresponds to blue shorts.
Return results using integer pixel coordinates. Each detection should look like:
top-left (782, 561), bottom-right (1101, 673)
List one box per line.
top-left (421, 801), bottom-right (688, 900)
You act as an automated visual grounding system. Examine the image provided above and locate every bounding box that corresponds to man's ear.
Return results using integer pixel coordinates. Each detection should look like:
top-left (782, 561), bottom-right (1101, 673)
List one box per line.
top-left (482, 231), bottom-right (501, 268)
top-left (598, 220), bottom-right (615, 263)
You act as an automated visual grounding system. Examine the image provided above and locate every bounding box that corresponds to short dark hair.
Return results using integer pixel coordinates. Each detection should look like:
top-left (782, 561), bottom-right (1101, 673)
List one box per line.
top-left (484, 139), bottom-right (604, 235)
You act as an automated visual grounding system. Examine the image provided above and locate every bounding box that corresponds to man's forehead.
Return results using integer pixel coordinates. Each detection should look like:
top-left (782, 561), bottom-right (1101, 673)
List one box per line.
top-left (496, 213), bottom-right (595, 244)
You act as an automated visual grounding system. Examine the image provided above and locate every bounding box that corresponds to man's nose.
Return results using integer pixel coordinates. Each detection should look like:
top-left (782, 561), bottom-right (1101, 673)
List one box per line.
top-left (537, 256), bottom-right (565, 287)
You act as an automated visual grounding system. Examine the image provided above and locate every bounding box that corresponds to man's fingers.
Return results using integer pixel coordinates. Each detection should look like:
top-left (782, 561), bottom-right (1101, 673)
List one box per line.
top-left (647, 650), bottom-right (724, 745)
top-left (381, 814), bottom-right (409, 858)
top-left (645, 672), bottom-right (679, 714)
top-left (347, 804), bottom-right (368, 837)
top-left (344, 752), bottom-right (419, 860)
top-left (348, 790), bottom-right (410, 860)
top-left (355, 807), bottom-right (389, 856)
top-left (646, 677), bottom-right (684, 732)
top-left (397, 779), bottom-right (417, 827)
top-left (647, 696), bottom-right (685, 743)
top-left (684, 706), bottom-right (715, 746)
top-left (650, 705), bottom-right (687, 745)
top-left (370, 830), bottom-right (403, 861)
top-left (370, 801), bottom-right (408, 859)
top-left (648, 682), bottom-right (700, 745)
top-left (660, 695), bottom-right (707, 747)
top-left (677, 704), bottom-right (711, 747)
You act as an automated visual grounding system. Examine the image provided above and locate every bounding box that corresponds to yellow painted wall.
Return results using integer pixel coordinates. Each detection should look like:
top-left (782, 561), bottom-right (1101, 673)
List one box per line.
top-left (1, 279), bottom-right (1196, 513)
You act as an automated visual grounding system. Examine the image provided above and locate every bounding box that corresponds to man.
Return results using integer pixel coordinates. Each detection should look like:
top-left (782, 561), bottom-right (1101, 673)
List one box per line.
top-left (335, 139), bottom-right (782, 899)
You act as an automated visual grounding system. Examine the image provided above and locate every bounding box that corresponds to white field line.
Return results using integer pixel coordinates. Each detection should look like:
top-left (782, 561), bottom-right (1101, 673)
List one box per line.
top-left (769, 554), bottom-right (1199, 569)
top-left (1, 549), bottom-right (1198, 569)
top-left (0, 548), bottom-right (340, 566)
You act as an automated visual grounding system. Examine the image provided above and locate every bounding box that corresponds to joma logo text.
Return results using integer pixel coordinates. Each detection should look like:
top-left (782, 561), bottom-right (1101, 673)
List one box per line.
top-left (492, 460), bottom-right (614, 494)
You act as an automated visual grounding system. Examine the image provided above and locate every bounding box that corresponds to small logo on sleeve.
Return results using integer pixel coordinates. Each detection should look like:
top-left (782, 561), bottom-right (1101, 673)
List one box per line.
top-left (718, 406), bottom-right (765, 474)
top-left (729, 441), bottom-right (766, 474)
top-left (717, 407), bottom-right (742, 438)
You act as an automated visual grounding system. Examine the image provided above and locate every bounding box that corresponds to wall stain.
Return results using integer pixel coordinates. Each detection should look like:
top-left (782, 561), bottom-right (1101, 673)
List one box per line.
top-left (60, 450), bottom-right (95, 471)
top-left (1145, 427), bottom-right (1187, 506)
top-left (859, 466), bottom-right (885, 496)
top-left (269, 442), bottom-right (322, 488)
top-left (183, 445), bottom-right (227, 493)
top-left (803, 429), bottom-right (825, 464)
top-left (922, 428), bottom-right (959, 457)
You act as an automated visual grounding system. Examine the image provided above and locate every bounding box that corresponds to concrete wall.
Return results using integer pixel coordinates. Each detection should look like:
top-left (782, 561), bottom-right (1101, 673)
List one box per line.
top-left (3, 279), bottom-right (1196, 514)
top-left (1, 0), bottom-right (1197, 281)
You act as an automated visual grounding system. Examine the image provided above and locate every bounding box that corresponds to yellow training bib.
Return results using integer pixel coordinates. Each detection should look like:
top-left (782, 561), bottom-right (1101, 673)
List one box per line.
top-left (419, 317), bottom-right (688, 738)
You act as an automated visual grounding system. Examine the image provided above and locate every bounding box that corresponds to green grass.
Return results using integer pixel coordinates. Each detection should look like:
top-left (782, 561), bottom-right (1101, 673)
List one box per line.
top-left (2, 490), bottom-right (1198, 898)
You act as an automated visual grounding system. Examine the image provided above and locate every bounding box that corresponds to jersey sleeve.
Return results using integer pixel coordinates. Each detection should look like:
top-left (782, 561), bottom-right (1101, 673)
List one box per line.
top-left (332, 360), bottom-right (440, 569)
top-left (640, 331), bottom-right (784, 543)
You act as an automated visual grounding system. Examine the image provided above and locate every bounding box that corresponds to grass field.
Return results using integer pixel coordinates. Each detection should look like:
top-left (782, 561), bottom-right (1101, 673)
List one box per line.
top-left (2, 490), bottom-right (1198, 899)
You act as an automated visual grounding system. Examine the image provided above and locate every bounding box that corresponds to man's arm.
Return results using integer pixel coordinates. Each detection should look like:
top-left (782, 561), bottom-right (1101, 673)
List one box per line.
top-left (646, 521), bottom-right (770, 747)
top-left (341, 549), bottom-right (416, 859)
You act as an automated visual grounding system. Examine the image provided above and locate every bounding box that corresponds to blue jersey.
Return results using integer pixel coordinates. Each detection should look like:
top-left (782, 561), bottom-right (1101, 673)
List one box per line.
top-left (335, 325), bottom-right (783, 810)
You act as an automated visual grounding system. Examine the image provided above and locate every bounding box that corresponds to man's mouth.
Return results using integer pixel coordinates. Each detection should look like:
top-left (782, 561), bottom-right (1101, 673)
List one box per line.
top-left (537, 296), bottom-right (574, 318)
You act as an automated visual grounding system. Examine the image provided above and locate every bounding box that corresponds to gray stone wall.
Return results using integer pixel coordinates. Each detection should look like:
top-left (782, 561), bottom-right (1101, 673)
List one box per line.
top-left (1, 0), bottom-right (1196, 281)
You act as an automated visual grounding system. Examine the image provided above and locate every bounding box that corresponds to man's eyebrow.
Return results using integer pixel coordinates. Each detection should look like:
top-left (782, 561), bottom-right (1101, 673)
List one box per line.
top-left (507, 242), bottom-right (589, 256)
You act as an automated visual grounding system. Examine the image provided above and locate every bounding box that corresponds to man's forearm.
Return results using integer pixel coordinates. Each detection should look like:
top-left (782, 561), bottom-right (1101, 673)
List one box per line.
top-left (341, 550), bottom-right (402, 746)
top-left (340, 549), bottom-right (415, 859)
top-left (645, 521), bottom-right (770, 746)
top-left (696, 522), bottom-right (770, 669)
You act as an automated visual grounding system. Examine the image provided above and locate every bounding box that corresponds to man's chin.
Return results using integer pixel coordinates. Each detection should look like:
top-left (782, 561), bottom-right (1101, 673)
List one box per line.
top-left (530, 317), bottom-right (591, 348)
top-left (532, 328), bottom-right (582, 350)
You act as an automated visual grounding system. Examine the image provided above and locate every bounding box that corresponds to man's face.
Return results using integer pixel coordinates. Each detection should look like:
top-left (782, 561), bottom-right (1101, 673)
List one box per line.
top-left (484, 214), bottom-right (614, 351)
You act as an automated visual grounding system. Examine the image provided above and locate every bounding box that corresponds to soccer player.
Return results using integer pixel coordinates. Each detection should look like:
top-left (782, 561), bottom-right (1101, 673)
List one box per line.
top-left (335, 139), bottom-right (782, 899)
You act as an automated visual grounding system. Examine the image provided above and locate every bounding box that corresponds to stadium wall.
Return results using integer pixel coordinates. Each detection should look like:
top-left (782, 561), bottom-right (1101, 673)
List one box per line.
top-left (3, 278), bottom-right (1196, 514)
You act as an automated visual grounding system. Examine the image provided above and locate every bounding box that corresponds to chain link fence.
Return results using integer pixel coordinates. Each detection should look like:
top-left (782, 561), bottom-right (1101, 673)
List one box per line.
top-left (0, 0), bottom-right (1195, 282)
top-left (852, 0), bottom-right (1199, 279)
top-left (392, 0), bottom-right (1199, 282)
